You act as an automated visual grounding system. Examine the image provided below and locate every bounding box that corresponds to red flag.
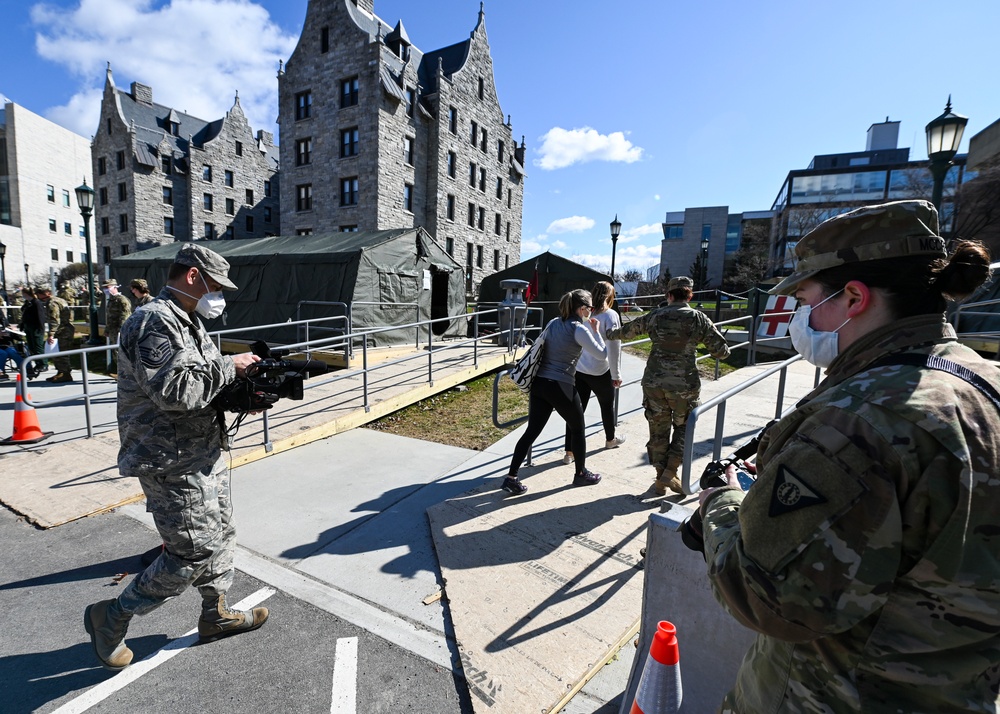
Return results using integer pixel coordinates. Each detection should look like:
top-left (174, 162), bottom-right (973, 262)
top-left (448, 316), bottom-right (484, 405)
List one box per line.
top-left (525, 260), bottom-right (539, 306)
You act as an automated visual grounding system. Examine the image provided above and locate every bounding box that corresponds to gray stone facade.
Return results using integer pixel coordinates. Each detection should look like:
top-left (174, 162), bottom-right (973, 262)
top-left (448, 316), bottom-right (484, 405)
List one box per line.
top-left (278, 0), bottom-right (524, 294)
top-left (92, 66), bottom-right (280, 270)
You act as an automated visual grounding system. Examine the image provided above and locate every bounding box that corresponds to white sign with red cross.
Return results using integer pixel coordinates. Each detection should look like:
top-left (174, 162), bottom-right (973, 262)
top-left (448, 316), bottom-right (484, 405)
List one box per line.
top-left (757, 295), bottom-right (797, 338)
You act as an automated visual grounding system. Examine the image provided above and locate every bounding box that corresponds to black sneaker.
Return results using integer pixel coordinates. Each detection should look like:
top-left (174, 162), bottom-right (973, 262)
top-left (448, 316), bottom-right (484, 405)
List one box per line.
top-left (501, 476), bottom-right (527, 495)
top-left (573, 469), bottom-right (601, 486)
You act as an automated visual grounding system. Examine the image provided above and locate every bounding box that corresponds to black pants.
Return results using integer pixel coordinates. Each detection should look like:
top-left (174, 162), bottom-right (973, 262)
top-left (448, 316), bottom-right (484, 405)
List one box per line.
top-left (566, 369), bottom-right (616, 450)
top-left (509, 377), bottom-right (586, 478)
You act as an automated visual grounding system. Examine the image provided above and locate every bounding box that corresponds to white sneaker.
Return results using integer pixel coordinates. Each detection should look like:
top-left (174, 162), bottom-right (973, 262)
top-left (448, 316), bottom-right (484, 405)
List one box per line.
top-left (562, 452), bottom-right (574, 464)
top-left (605, 436), bottom-right (626, 449)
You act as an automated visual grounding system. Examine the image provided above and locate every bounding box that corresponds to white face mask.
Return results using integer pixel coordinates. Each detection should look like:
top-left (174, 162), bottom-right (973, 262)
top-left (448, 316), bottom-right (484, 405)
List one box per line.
top-left (168, 273), bottom-right (226, 319)
top-left (788, 289), bottom-right (850, 369)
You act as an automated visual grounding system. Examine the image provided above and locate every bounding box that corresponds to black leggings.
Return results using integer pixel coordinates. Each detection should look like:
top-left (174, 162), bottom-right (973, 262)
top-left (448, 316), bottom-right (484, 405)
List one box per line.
top-left (509, 377), bottom-right (586, 477)
top-left (565, 369), bottom-right (616, 449)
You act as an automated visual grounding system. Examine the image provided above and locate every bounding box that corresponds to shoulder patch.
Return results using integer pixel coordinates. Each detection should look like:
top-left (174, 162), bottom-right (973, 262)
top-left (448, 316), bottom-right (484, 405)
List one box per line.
top-left (768, 465), bottom-right (828, 516)
top-left (137, 332), bottom-right (172, 369)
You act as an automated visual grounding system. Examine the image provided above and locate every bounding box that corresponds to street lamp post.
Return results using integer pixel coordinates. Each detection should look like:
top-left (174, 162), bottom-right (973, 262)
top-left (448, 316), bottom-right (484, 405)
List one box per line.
top-left (700, 236), bottom-right (709, 290)
top-left (925, 96), bottom-right (968, 213)
top-left (609, 215), bottom-right (621, 283)
top-left (74, 178), bottom-right (101, 344)
top-left (0, 240), bottom-right (7, 299)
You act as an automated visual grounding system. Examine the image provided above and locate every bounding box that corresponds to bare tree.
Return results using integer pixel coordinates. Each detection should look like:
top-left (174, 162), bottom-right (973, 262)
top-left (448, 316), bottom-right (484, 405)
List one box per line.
top-left (621, 268), bottom-right (643, 282)
top-left (725, 222), bottom-right (771, 292)
top-left (954, 162), bottom-right (1000, 258)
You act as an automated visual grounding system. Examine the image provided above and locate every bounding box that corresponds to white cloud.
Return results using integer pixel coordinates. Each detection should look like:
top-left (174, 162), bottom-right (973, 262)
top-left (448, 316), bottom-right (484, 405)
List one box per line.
top-left (546, 215), bottom-right (594, 234)
top-left (573, 243), bottom-right (661, 273)
top-left (618, 222), bottom-right (663, 244)
top-left (535, 126), bottom-right (643, 170)
top-left (30, 0), bottom-right (298, 137)
top-left (520, 237), bottom-right (545, 255)
top-left (654, 194), bottom-right (661, 201)
top-left (551, 240), bottom-right (567, 249)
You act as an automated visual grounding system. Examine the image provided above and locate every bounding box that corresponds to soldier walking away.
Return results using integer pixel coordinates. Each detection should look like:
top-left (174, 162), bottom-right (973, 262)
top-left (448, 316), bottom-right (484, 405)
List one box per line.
top-left (18, 286), bottom-right (46, 370)
top-left (129, 278), bottom-right (152, 308)
top-left (42, 286), bottom-right (75, 383)
top-left (84, 244), bottom-right (266, 671)
top-left (608, 276), bottom-right (730, 495)
top-left (101, 278), bottom-right (132, 377)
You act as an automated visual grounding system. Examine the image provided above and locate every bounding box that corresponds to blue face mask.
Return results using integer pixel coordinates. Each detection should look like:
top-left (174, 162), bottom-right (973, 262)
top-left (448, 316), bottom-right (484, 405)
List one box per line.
top-left (788, 289), bottom-right (850, 369)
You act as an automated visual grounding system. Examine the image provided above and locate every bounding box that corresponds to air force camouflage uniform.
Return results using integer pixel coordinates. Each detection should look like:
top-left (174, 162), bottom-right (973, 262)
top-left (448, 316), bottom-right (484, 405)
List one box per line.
top-left (608, 282), bottom-right (730, 477)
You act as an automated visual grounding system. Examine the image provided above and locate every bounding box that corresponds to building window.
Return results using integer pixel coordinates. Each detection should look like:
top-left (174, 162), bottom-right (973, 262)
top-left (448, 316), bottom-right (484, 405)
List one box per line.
top-left (100, 246), bottom-right (111, 263)
top-left (467, 202), bottom-right (475, 228)
top-left (264, 206), bottom-right (272, 223)
top-left (101, 217), bottom-right (109, 235)
top-left (505, 255), bottom-right (509, 269)
top-left (447, 151), bottom-right (456, 178)
top-left (117, 182), bottom-right (127, 201)
top-left (476, 245), bottom-right (483, 268)
top-left (48, 218), bottom-right (56, 232)
top-left (340, 177), bottom-right (358, 206)
top-left (403, 183), bottom-right (413, 212)
top-left (477, 207), bottom-right (485, 231)
top-left (340, 225), bottom-right (358, 233)
top-left (162, 186), bottom-right (172, 205)
top-left (51, 247), bottom-right (59, 261)
top-left (64, 221), bottom-right (72, 235)
top-left (447, 194), bottom-right (455, 221)
top-left (296, 228), bottom-right (313, 236)
top-left (116, 151), bottom-right (126, 170)
top-left (121, 244), bottom-right (130, 256)
top-left (508, 188), bottom-right (512, 208)
top-left (226, 198), bottom-right (235, 215)
top-left (246, 188), bottom-right (254, 204)
top-left (403, 136), bottom-right (414, 165)
top-left (224, 225), bottom-right (234, 240)
top-left (466, 242), bottom-right (473, 266)
top-left (46, 185), bottom-right (55, 203)
top-left (203, 165), bottom-right (212, 182)
top-left (702, 224), bottom-right (712, 241)
top-left (495, 177), bottom-right (503, 199)
top-left (341, 127), bottom-right (359, 157)
top-left (62, 189), bottom-right (70, 207)
top-left (340, 76), bottom-right (359, 108)
top-left (406, 88), bottom-right (415, 117)
top-left (479, 168), bottom-right (486, 192)
top-left (264, 180), bottom-right (271, 197)
top-left (493, 249), bottom-right (500, 270)
top-left (295, 91), bottom-right (312, 120)
top-left (295, 137), bottom-right (312, 165)
top-left (246, 215), bottom-right (254, 232)
top-left (296, 184), bottom-right (312, 212)
top-left (169, 121), bottom-right (179, 137)
top-left (203, 223), bottom-right (214, 239)
top-left (449, 106), bottom-right (458, 134)
top-left (235, 141), bottom-right (243, 156)
top-left (470, 121), bottom-right (478, 147)
top-left (119, 214), bottom-right (128, 232)
top-left (203, 193), bottom-right (213, 211)
top-left (506, 221), bottom-right (511, 241)
top-left (66, 250), bottom-right (74, 262)
top-left (106, 118), bottom-right (112, 136)
top-left (98, 157), bottom-right (106, 175)
top-left (495, 213), bottom-right (501, 235)
top-left (321, 26), bottom-right (329, 53)
top-left (224, 170), bottom-right (234, 187)
top-left (480, 128), bottom-right (487, 153)
top-left (164, 216), bottom-right (174, 235)
top-left (469, 162), bottom-right (476, 188)
top-left (99, 187), bottom-right (108, 206)
top-left (498, 140), bottom-right (505, 163)
top-left (161, 155), bottom-right (171, 174)
top-left (478, 77), bottom-right (484, 100)
top-left (445, 237), bottom-right (454, 256)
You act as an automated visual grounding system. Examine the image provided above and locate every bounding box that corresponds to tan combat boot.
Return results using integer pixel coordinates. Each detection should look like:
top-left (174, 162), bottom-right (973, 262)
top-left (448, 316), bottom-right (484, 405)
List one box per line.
top-left (652, 467), bottom-right (668, 496)
top-left (198, 594), bottom-right (269, 643)
top-left (84, 599), bottom-right (133, 671)
top-left (656, 467), bottom-right (684, 496)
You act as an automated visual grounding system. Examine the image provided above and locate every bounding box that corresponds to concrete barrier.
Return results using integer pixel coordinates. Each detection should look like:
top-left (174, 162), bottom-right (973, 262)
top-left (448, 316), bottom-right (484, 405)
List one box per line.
top-left (619, 503), bottom-right (756, 713)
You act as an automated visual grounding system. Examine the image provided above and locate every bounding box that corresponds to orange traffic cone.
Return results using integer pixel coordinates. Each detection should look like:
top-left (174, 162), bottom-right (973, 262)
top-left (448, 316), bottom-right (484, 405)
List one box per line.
top-left (631, 620), bottom-right (682, 713)
top-left (2, 374), bottom-right (53, 445)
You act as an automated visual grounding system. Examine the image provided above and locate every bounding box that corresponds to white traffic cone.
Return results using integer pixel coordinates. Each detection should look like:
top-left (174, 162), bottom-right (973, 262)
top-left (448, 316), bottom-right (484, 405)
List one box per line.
top-left (630, 620), bottom-right (682, 713)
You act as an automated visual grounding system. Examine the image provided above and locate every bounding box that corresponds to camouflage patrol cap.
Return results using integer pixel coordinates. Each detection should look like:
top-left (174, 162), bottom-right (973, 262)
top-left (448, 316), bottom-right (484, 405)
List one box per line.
top-left (666, 276), bottom-right (694, 291)
top-left (130, 278), bottom-right (148, 291)
top-left (173, 243), bottom-right (237, 291)
top-left (100, 278), bottom-right (118, 288)
top-left (771, 200), bottom-right (946, 295)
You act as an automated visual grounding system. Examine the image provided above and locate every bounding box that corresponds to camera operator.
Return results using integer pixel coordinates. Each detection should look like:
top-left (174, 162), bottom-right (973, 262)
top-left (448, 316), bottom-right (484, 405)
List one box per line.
top-left (84, 244), bottom-right (267, 671)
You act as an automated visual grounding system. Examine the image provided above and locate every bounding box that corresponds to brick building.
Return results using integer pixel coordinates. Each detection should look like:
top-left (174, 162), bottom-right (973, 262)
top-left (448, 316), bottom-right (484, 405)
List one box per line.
top-left (278, 0), bottom-right (525, 294)
top-left (92, 66), bottom-right (280, 267)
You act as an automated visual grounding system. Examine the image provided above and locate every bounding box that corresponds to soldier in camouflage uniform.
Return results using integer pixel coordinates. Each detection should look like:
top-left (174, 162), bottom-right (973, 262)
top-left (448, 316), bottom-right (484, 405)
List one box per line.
top-left (57, 283), bottom-right (76, 305)
top-left (608, 276), bottom-right (730, 495)
top-left (698, 200), bottom-right (1000, 712)
top-left (84, 244), bottom-right (265, 672)
top-left (129, 278), bottom-right (153, 308)
top-left (42, 286), bottom-right (75, 383)
top-left (101, 278), bottom-right (132, 376)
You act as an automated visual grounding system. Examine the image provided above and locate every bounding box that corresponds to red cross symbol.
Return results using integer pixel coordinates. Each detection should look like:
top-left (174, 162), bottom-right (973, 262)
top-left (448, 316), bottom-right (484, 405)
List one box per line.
top-left (758, 295), bottom-right (797, 337)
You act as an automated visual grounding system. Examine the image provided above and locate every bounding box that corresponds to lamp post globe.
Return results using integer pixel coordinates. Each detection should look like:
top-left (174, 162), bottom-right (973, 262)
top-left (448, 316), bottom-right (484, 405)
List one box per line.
top-left (74, 178), bottom-right (101, 344)
top-left (925, 96), bottom-right (968, 213)
top-left (609, 214), bottom-right (622, 283)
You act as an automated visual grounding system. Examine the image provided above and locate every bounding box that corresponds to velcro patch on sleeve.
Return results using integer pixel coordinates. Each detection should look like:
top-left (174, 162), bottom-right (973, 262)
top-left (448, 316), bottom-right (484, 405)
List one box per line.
top-left (138, 332), bottom-right (172, 369)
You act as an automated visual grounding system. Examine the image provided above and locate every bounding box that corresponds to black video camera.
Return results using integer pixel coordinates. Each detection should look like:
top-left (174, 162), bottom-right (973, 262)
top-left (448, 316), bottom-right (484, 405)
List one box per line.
top-left (212, 340), bottom-right (329, 413)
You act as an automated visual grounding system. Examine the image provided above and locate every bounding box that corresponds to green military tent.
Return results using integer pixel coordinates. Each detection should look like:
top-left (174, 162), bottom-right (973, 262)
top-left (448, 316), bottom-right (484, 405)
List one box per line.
top-left (111, 228), bottom-right (466, 348)
top-left (477, 251), bottom-right (610, 327)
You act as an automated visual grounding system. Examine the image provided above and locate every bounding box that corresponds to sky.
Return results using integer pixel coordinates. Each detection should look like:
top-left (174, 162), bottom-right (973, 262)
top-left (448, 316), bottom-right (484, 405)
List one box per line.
top-left (2, 0), bottom-right (998, 275)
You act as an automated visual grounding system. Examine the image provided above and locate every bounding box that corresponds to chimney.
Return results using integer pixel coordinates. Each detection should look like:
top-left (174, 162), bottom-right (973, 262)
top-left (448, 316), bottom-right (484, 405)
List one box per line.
top-left (257, 129), bottom-right (274, 147)
top-left (130, 82), bottom-right (153, 106)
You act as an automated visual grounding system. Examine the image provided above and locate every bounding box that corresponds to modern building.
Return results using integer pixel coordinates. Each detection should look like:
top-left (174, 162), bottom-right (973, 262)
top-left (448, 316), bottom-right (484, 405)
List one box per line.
top-left (92, 66), bottom-right (280, 268)
top-left (277, 0), bottom-right (525, 294)
top-left (0, 99), bottom-right (93, 292)
top-left (659, 207), bottom-right (774, 290)
top-left (768, 119), bottom-right (969, 273)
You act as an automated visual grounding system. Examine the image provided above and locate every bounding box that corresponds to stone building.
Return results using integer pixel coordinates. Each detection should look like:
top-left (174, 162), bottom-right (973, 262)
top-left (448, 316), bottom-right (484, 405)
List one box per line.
top-left (92, 66), bottom-right (280, 268)
top-left (0, 99), bottom-right (92, 291)
top-left (278, 0), bottom-right (525, 294)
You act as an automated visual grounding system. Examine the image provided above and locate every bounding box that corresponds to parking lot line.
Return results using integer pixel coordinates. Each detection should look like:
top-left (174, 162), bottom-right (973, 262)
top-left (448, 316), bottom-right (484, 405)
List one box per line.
top-left (330, 636), bottom-right (359, 714)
